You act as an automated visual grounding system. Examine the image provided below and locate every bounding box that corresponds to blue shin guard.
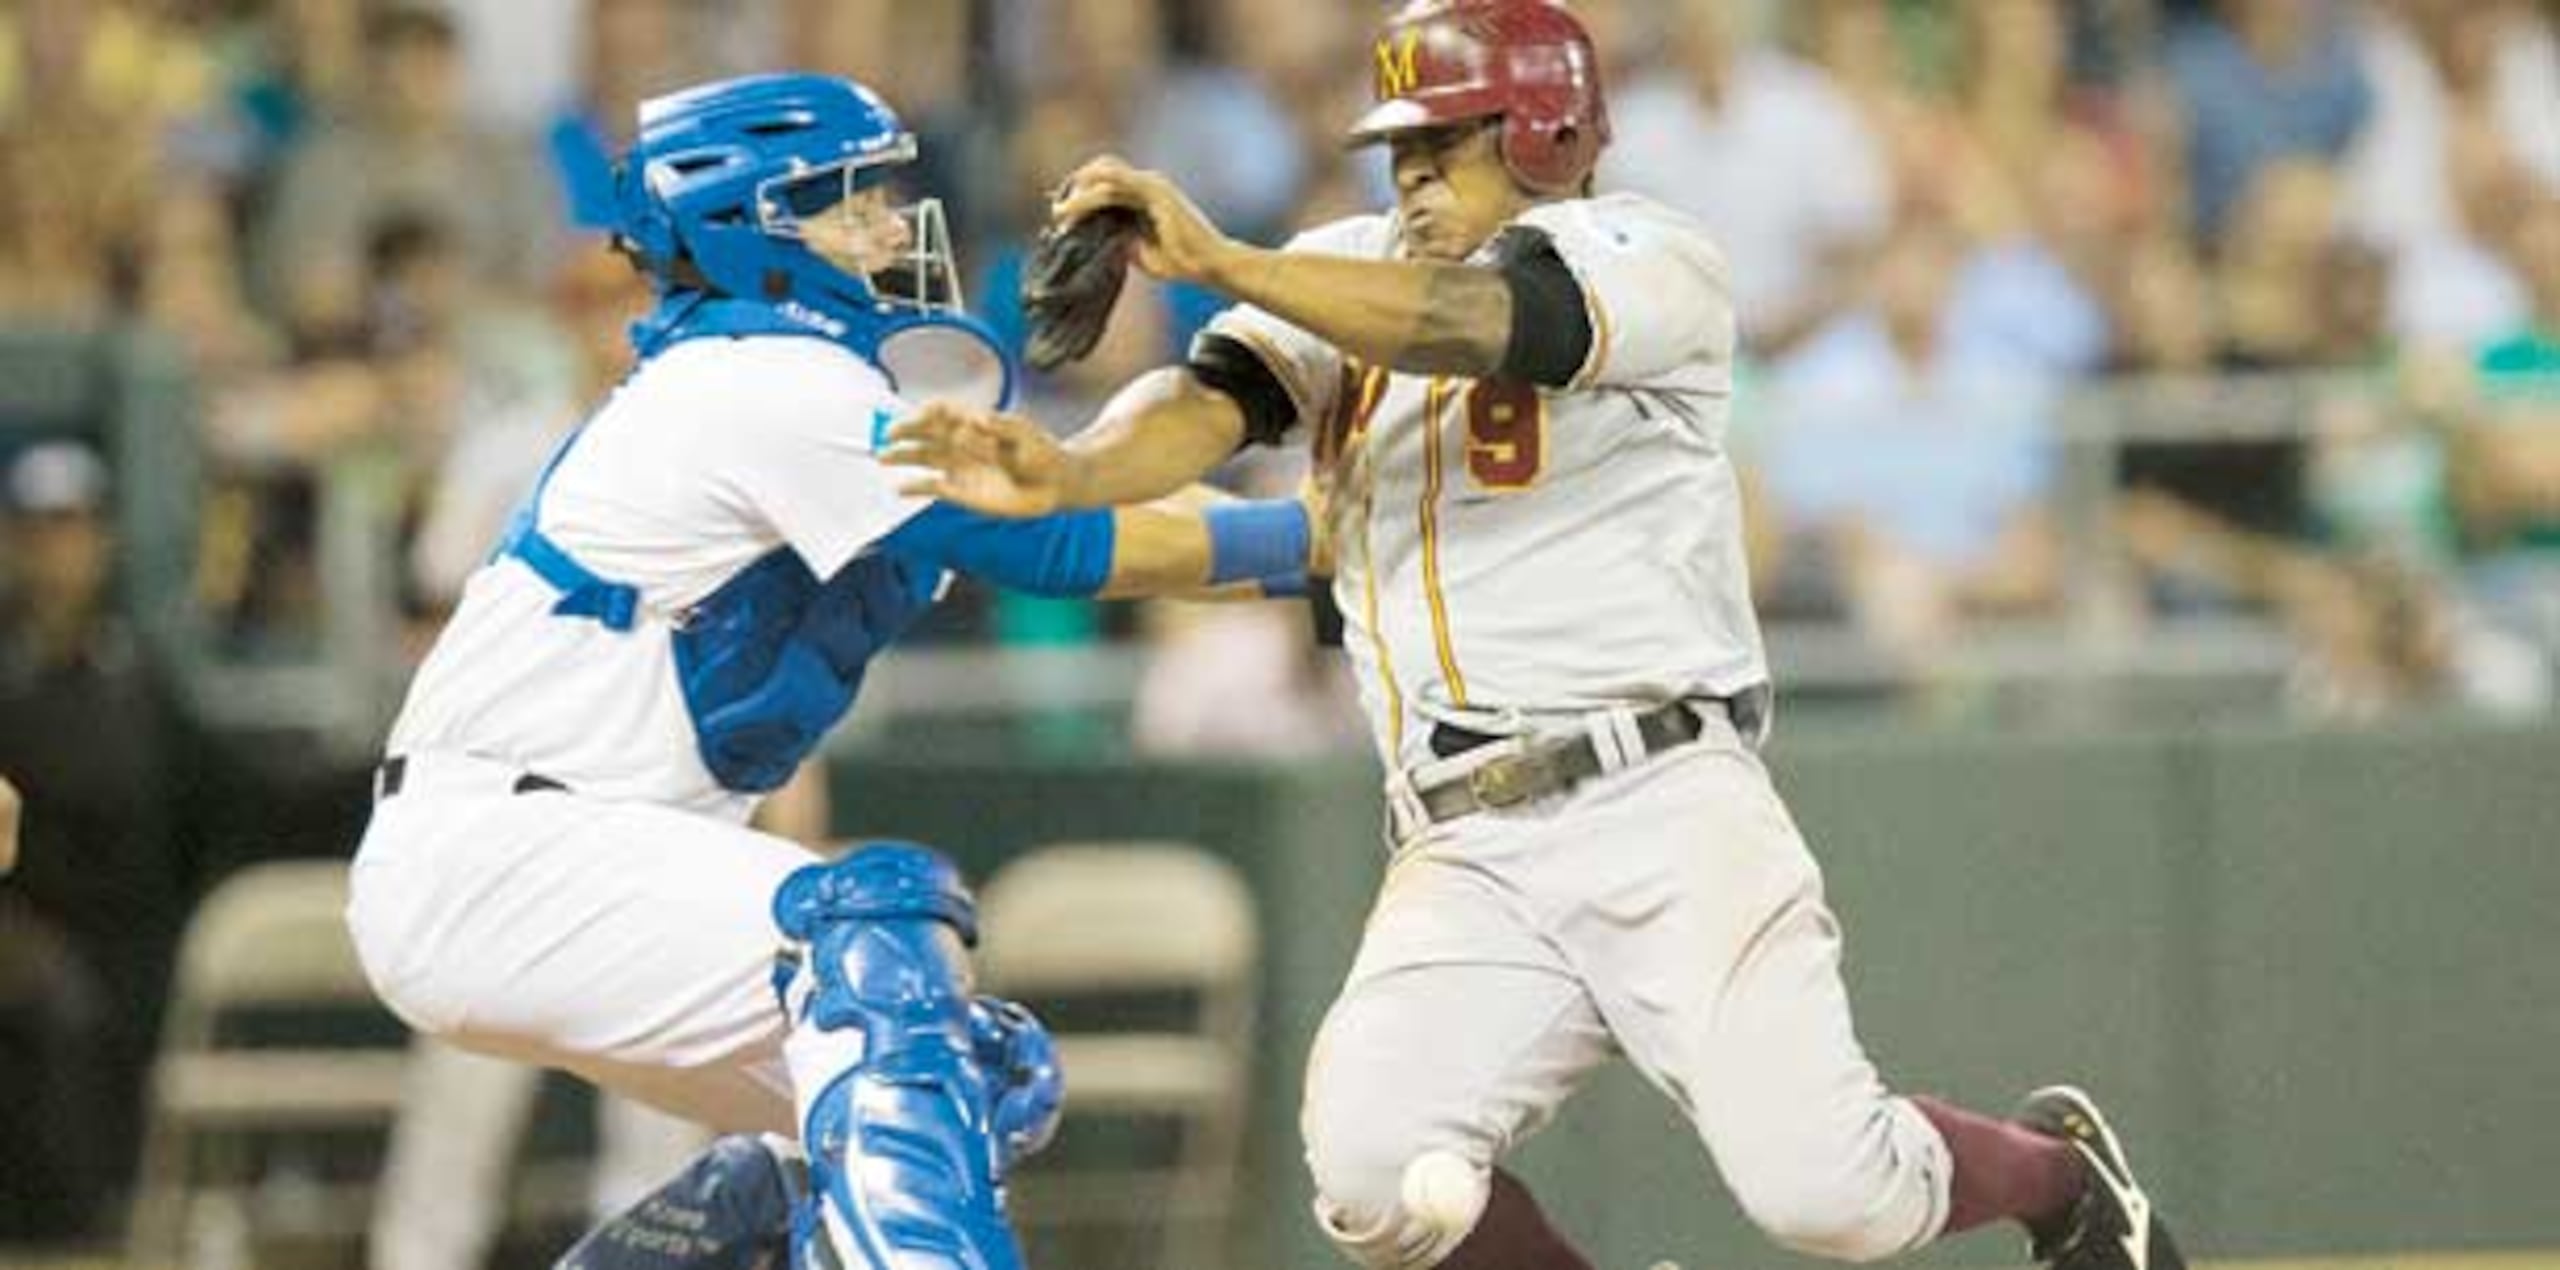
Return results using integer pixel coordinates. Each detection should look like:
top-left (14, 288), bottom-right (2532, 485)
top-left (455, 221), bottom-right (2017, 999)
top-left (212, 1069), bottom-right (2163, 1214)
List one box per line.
top-left (772, 844), bottom-right (1062, 1270)
top-left (552, 1135), bottom-right (796, 1270)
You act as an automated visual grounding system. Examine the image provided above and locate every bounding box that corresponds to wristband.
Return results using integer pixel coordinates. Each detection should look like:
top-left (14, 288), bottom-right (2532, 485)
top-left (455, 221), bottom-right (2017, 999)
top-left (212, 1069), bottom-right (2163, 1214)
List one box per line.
top-left (1204, 499), bottom-right (1311, 586)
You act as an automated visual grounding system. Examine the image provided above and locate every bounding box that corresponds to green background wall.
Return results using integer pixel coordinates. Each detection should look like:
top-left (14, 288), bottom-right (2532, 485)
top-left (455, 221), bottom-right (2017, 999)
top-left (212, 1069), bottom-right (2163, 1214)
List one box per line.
top-left (826, 719), bottom-right (2560, 1269)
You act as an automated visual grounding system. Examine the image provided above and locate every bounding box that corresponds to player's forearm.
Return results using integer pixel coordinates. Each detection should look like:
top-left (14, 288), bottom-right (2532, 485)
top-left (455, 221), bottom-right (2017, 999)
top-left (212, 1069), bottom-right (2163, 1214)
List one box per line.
top-left (1060, 368), bottom-right (1249, 509)
top-left (1100, 498), bottom-right (1310, 600)
top-left (1100, 504), bottom-right (1217, 597)
top-left (1204, 245), bottom-right (1512, 380)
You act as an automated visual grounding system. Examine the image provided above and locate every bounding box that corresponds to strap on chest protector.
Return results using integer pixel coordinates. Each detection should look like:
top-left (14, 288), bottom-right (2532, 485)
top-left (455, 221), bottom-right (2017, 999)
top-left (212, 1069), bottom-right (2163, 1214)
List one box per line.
top-left (493, 430), bottom-right (643, 631)
top-left (489, 425), bottom-right (942, 793)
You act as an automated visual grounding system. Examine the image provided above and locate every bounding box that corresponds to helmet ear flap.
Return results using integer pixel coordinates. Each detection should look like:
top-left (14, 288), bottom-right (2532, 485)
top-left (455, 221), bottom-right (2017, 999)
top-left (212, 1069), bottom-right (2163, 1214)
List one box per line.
top-left (1498, 110), bottom-right (1595, 194)
top-left (1482, 15), bottom-right (1608, 194)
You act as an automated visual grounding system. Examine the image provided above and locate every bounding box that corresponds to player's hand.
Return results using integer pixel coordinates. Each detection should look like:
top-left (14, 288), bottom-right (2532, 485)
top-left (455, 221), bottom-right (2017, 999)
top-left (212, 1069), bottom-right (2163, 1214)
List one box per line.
top-left (1052, 156), bottom-right (1240, 287)
top-left (885, 402), bottom-right (1076, 518)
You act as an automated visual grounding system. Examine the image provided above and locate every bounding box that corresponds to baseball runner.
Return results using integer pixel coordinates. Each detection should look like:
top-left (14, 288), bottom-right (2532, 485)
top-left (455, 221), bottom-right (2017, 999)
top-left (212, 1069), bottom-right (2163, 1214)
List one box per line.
top-left (346, 73), bottom-right (1319, 1269)
top-left (891, 3), bottom-right (2185, 1269)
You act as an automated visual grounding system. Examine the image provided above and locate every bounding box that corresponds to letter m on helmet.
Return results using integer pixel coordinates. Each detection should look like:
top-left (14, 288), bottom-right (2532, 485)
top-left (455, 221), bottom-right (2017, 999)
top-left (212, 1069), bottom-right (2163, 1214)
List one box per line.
top-left (1375, 28), bottom-right (1424, 99)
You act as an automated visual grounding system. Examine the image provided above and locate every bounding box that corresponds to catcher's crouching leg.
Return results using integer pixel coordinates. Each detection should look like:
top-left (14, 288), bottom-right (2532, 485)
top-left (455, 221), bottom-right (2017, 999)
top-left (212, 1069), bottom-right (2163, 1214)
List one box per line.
top-left (773, 844), bottom-right (1062, 1270)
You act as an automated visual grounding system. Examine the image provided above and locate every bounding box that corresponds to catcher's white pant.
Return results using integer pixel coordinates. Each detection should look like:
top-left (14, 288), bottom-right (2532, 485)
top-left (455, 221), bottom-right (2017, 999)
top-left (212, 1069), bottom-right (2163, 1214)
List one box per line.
top-left (1302, 707), bottom-right (1953, 1266)
top-left (346, 750), bottom-right (816, 1134)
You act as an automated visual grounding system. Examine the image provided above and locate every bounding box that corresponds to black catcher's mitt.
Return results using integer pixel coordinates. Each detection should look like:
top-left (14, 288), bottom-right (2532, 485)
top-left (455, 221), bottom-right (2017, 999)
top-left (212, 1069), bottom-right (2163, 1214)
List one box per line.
top-left (1021, 207), bottom-right (1144, 372)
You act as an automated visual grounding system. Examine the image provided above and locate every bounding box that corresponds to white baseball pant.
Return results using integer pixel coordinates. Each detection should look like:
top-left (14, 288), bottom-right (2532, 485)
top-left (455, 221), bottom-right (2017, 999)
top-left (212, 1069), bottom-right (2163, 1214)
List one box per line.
top-left (1301, 706), bottom-right (1952, 1266)
top-left (346, 750), bottom-right (815, 1134)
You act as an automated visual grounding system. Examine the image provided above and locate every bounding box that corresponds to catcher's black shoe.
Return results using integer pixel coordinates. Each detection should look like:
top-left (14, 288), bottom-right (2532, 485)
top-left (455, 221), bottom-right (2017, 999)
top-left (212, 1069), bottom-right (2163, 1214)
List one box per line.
top-left (2015, 1086), bottom-right (2185, 1270)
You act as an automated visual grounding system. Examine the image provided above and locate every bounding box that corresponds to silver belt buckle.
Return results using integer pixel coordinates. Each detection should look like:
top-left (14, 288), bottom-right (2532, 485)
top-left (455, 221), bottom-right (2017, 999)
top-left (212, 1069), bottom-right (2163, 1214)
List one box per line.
top-left (1465, 749), bottom-right (1553, 809)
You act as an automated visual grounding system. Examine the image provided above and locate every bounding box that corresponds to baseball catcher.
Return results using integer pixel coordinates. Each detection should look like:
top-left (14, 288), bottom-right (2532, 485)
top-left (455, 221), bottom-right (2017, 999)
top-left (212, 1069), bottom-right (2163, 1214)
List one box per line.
top-left (346, 72), bottom-right (1322, 1269)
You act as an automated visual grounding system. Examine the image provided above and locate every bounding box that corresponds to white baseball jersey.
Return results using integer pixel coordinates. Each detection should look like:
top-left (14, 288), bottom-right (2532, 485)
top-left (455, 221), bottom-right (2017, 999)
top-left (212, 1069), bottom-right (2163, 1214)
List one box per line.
top-left (385, 335), bottom-right (930, 820)
top-left (1228, 202), bottom-right (1957, 1270)
top-left (1205, 193), bottom-right (1766, 769)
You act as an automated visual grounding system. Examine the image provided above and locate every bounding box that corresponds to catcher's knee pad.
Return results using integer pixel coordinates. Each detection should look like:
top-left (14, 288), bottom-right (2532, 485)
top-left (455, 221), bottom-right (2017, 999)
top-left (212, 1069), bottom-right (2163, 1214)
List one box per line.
top-left (772, 844), bottom-right (1059, 1270)
top-left (1310, 1149), bottom-right (1489, 1270)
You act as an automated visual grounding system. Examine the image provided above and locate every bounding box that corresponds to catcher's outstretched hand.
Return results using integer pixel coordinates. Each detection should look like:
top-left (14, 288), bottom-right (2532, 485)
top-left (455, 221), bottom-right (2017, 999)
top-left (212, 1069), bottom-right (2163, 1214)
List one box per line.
top-left (886, 402), bottom-right (1074, 519)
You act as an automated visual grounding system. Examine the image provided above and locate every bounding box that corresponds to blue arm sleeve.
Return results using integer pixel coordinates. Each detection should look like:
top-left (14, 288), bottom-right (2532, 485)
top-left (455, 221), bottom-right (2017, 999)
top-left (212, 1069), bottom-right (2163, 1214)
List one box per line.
top-left (881, 502), bottom-right (1117, 598)
top-left (1203, 499), bottom-right (1310, 585)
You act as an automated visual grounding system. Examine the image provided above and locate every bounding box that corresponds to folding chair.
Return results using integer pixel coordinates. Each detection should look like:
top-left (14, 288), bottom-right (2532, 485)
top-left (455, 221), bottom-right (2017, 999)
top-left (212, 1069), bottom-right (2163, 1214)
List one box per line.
top-left (125, 859), bottom-right (412, 1269)
top-left (977, 841), bottom-right (1260, 1270)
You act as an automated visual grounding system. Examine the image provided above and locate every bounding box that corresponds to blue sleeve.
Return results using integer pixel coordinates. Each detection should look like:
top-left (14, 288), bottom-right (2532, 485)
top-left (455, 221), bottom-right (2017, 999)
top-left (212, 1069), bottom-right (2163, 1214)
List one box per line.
top-left (881, 502), bottom-right (1116, 598)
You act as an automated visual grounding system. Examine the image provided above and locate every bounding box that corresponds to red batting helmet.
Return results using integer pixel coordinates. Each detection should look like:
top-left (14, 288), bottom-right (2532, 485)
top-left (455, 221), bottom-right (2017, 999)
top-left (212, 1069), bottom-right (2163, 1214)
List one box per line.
top-left (1346, 0), bottom-right (1611, 195)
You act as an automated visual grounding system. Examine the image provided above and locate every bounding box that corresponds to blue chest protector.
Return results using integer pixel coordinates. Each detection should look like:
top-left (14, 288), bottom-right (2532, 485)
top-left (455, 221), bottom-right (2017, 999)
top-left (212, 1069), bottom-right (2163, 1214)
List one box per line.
top-left (495, 296), bottom-right (946, 795)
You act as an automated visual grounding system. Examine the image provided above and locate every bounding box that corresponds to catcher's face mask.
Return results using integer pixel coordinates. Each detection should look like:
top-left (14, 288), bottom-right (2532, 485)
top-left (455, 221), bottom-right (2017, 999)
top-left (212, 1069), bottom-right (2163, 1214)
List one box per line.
top-left (755, 139), bottom-right (967, 316)
top-left (754, 140), bottom-right (1007, 409)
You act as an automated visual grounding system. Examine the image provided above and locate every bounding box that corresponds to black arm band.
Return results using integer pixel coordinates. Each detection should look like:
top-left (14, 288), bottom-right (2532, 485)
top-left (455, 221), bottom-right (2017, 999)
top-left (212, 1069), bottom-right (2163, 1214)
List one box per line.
top-left (1490, 227), bottom-right (1595, 388)
top-left (1186, 333), bottom-right (1298, 449)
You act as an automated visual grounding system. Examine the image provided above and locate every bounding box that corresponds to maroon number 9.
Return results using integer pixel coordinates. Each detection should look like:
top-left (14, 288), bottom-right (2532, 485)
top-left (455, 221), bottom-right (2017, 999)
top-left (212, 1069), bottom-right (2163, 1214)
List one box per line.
top-left (1463, 379), bottom-right (1544, 490)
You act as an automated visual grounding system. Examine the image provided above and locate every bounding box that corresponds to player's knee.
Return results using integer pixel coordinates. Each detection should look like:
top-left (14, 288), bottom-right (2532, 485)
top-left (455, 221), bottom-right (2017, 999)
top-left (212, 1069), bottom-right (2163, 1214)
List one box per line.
top-left (1714, 1091), bottom-right (1945, 1261)
top-left (1739, 1190), bottom-right (1899, 1262)
top-left (1303, 1129), bottom-right (1487, 1270)
top-left (1302, 1125), bottom-right (1407, 1257)
top-left (1727, 1156), bottom-right (1921, 1263)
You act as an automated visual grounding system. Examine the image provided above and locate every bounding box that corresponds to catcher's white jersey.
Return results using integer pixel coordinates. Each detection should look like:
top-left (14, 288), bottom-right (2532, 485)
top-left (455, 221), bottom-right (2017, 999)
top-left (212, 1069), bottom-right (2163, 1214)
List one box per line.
top-left (386, 336), bottom-right (927, 820)
top-left (1207, 194), bottom-right (1766, 769)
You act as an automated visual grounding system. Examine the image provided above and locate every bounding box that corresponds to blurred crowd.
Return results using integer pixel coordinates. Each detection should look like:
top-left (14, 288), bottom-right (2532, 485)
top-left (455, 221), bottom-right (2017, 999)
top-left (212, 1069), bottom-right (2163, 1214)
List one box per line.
top-left (0, 0), bottom-right (2556, 730)
top-left (1, 0), bottom-right (2558, 1249)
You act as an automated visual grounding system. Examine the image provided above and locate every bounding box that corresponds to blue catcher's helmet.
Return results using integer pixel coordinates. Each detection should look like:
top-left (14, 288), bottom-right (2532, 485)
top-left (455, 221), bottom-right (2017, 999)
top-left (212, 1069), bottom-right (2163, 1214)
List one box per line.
top-left (610, 73), bottom-right (1011, 406)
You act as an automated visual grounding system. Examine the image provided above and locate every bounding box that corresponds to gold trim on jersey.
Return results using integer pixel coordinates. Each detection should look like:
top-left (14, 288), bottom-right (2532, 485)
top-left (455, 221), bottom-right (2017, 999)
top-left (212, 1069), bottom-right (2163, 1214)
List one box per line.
top-left (1358, 502), bottom-right (1404, 755)
top-left (1418, 377), bottom-right (1470, 707)
top-left (1320, 361), bottom-right (1390, 469)
top-left (1341, 359), bottom-right (1404, 754)
top-left (1353, 363), bottom-right (1389, 440)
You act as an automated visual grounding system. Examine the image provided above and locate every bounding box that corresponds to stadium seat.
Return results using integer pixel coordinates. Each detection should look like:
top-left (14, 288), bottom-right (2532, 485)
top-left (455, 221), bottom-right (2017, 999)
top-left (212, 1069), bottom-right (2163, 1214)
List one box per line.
top-left (976, 841), bottom-right (1259, 1270)
top-left (124, 859), bottom-right (411, 1269)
